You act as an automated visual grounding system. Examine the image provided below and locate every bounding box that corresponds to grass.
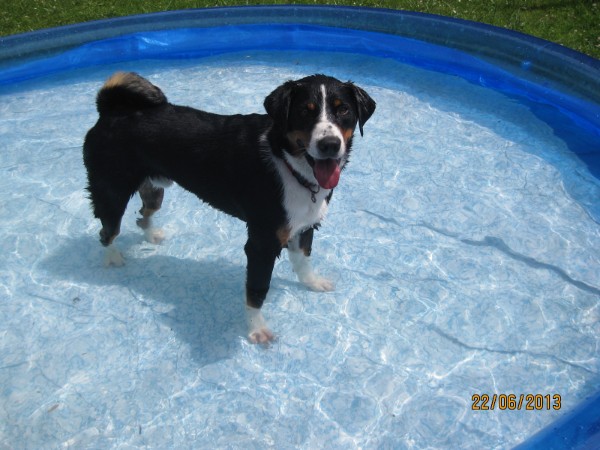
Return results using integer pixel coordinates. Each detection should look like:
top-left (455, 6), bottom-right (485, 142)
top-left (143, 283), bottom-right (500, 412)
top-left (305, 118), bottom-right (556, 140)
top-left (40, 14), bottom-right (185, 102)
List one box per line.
top-left (1, 0), bottom-right (599, 58)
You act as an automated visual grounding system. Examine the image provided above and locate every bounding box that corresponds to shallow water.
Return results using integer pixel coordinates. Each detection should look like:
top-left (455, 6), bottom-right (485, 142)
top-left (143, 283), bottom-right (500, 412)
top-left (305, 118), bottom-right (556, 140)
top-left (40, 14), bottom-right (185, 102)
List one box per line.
top-left (0, 52), bottom-right (599, 449)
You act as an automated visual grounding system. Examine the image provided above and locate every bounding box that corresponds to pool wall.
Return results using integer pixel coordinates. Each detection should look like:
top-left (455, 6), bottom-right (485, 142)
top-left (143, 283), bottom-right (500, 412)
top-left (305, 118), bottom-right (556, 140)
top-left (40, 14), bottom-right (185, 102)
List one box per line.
top-left (1, 6), bottom-right (599, 104)
top-left (514, 389), bottom-right (600, 450)
top-left (0, 6), bottom-right (598, 449)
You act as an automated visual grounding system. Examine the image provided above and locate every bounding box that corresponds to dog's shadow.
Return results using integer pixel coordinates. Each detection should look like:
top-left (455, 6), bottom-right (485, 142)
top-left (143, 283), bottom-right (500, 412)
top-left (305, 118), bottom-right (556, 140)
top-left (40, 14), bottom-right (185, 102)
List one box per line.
top-left (40, 235), bottom-right (260, 365)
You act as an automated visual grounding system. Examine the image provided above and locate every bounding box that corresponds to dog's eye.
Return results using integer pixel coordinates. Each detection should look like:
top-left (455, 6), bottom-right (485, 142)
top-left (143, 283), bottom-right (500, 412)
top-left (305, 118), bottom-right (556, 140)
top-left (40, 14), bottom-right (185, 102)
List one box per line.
top-left (302, 102), bottom-right (317, 116)
top-left (337, 105), bottom-right (350, 116)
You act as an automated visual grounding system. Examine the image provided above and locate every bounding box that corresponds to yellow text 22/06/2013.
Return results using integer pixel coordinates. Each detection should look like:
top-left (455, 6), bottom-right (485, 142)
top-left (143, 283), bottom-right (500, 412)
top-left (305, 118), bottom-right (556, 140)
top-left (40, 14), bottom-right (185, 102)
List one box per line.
top-left (471, 394), bottom-right (561, 411)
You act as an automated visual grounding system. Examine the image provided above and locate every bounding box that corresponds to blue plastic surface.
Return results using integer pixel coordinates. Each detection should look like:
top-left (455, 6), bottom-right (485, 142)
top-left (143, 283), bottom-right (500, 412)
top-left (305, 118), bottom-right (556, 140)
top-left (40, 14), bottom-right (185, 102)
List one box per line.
top-left (0, 7), bottom-right (599, 449)
top-left (515, 390), bottom-right (600, 450)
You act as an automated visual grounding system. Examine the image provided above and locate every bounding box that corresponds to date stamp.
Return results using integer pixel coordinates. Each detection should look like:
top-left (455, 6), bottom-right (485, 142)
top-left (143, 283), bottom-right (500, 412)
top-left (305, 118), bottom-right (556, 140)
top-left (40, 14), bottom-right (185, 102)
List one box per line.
top-left (472, 394), bottom-right (561, 411)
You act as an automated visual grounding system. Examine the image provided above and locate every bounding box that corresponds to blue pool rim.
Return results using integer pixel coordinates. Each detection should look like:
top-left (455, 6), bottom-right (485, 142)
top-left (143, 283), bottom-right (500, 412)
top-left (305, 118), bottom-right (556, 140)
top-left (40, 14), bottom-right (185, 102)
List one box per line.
top-left (0, 6), bottom-right (598, 449)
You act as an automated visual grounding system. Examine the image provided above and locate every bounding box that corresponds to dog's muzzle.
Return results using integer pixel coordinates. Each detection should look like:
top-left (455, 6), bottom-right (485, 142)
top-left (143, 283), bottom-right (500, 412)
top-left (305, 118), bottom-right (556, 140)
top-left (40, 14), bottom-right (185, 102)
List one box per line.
top-left (317, 136), bottom-right (341, 159)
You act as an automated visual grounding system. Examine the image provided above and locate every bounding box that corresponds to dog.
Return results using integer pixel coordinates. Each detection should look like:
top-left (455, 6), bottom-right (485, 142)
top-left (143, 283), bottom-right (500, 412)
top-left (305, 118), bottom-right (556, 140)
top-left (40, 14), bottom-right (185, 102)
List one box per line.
top-left (83, 72), bottom-right (375, 343)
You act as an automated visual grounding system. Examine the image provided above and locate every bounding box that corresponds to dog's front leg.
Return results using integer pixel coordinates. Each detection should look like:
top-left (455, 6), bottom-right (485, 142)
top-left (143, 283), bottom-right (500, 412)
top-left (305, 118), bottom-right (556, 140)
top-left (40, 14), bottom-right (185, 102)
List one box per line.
top-left (288, 228), bottom-right (334, 292)
top-left (244, 234), bottom-right (281, 344)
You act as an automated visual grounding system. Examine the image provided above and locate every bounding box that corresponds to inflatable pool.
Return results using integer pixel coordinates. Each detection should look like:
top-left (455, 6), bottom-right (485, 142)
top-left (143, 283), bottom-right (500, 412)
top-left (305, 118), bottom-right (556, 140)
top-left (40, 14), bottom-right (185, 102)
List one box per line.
top-left (0, 6), bottom-right (598, 449)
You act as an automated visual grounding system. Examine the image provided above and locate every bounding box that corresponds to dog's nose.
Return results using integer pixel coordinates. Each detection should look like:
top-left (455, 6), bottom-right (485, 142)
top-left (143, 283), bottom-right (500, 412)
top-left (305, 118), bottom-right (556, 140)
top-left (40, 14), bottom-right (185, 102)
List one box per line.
top-left (317, 136), bottom-right (341, 158)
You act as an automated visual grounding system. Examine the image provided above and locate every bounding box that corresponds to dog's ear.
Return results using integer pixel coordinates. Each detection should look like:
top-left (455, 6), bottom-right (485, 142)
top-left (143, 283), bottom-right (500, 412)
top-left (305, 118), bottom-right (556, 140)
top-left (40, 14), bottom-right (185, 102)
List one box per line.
top-left (347, 83), bottom-right (376, 136)
top-left (264, 80), bottom-right (297, 131)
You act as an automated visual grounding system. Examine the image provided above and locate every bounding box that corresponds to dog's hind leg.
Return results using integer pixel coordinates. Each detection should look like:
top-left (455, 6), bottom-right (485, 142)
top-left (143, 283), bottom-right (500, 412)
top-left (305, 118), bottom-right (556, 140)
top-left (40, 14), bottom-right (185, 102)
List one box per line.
top-left (101, 216), bottom-right (125, 267)
top-left (87, 178), bottom-right (135, 267)
top-left (136, 178), bottom-right (167, 244)
top-left (93, 195), bottom-right (129, 267)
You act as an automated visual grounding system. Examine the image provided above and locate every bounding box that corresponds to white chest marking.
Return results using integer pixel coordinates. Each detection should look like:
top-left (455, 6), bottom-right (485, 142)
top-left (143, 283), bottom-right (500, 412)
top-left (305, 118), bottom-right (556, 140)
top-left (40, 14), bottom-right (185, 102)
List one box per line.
top-left (274, 158), bottom-right (330, 238)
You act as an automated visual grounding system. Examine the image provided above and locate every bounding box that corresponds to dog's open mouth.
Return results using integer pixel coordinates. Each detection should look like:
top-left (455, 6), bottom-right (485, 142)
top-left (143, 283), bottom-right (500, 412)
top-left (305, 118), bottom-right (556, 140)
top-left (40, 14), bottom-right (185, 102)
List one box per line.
top-left (306, 155), bottom-right (341, 189)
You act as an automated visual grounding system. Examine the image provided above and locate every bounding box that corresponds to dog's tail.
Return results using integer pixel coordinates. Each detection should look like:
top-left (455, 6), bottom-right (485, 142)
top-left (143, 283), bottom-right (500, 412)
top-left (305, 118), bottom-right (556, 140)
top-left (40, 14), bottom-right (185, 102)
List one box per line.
top-left (96, 72), bottom-right (167, 115)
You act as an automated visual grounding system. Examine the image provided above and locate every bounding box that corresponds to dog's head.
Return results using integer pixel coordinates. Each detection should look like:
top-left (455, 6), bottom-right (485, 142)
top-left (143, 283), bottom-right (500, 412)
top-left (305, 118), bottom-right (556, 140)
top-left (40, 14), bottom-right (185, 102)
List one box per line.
top-left (265, 74), bottom-right (376, 190)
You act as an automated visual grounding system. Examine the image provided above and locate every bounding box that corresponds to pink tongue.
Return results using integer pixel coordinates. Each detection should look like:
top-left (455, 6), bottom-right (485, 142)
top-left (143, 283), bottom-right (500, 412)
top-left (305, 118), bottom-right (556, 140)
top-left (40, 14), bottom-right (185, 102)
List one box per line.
top-left (313, 159), bottom-right (341, 189)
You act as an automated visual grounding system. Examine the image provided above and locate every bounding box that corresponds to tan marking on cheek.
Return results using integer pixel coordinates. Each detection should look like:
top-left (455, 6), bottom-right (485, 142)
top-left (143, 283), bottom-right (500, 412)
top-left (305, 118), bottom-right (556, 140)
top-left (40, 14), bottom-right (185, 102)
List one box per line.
top-left (286, 131), bottom-right (311, 157)
top-left (339, 127), bottom-right (354, 143)
top-left (276, 226), bottom-right (291, 247)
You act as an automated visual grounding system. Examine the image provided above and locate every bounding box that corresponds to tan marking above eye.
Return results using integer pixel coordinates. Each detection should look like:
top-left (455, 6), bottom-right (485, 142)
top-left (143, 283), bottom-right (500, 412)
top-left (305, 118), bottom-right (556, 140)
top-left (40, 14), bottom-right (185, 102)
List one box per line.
top-left (307, 102), bottom-right (316, 111)
top-left (333, 99), bottom-right (342, 107)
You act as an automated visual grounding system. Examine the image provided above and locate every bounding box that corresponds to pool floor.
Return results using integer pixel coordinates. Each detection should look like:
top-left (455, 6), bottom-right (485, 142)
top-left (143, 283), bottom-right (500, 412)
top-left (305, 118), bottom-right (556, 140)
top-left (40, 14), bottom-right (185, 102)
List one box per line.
top-left (0, 52), bottom-right (599, 449)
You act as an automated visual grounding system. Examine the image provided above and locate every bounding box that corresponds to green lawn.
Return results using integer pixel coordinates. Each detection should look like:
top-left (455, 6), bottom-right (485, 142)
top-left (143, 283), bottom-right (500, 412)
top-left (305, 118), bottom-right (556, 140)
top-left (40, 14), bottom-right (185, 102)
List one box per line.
top-left (1, 0), bottom-right (598, 59)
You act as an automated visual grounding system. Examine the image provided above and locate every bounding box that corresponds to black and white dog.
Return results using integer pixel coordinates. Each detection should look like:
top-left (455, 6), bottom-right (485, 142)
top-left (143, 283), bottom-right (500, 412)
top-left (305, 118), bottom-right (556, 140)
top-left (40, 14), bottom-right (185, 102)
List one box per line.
top-left (83, 72), bottom-right (375, 343)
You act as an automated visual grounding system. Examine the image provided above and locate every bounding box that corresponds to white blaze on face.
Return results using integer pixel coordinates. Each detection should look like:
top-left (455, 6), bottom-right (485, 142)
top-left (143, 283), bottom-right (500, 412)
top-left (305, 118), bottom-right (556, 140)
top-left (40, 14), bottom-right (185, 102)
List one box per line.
top-left (307, 85), bottom-right (346, 160)
top-left (307, 85), bottom-right (346, 189)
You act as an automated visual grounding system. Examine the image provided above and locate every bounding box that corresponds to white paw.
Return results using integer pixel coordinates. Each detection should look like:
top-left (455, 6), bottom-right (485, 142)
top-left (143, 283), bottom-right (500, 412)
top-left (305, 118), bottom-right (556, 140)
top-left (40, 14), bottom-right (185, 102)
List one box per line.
top-left (302, 275), bottom-right (335, 292)
top-left (144, 228), bottom-right (165, 244)
top-left (246, 306), bottom-right (275, 344)
top-left (288, 251), bottom-right (334, 292)
top-left (249, 327), bottom-right (275, 344)
top-left (104, 245), bottom-right (125, 267)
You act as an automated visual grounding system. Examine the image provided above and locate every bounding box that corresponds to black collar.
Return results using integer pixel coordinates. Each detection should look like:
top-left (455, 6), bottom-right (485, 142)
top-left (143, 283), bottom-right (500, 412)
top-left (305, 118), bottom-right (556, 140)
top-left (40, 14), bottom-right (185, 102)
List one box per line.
top-left (284, 159), bottom-right (320, 203)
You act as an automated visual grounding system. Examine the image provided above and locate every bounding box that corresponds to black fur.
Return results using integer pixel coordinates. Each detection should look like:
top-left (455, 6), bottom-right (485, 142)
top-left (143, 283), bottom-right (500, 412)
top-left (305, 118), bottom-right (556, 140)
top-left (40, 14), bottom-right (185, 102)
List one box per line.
top-left (83, 72), bottom-right (375, 332)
